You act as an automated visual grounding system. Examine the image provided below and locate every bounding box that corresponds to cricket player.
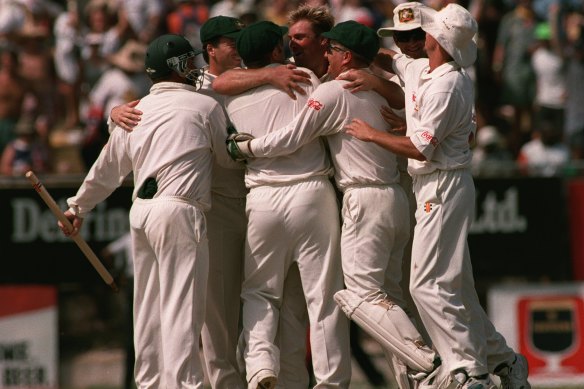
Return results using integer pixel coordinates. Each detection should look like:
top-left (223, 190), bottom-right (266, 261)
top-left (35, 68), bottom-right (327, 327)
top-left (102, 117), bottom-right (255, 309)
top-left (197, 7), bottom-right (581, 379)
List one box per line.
top-left (58, 34), bottom-right (241, 389)
top-left (226, 20), bottom-right (438, 389)
top-left (108, 16), bottom-right (314, 389)
top-left (344, 4), bottom-right (531, 389)
top-left (225, 20), bottom-right (351, 389)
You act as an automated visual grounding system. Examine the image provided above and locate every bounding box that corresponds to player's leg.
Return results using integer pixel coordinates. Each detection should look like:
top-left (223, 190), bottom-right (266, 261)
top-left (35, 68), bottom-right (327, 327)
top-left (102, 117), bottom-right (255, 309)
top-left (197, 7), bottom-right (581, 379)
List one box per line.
top-left (289, 178), bottom-right (351, 388)
top-left (130, 201), bottom-right (163, 389)
top-left (337, 185), bottom-right (436, 375)
top-left (410, 170), bottom-right (489, 378)
top-left (202, 193), bottom-right (247, 389)
top-left (341, 185), bottom-right (410, 306)
top-left (147, 198), bottom-right (209, 389)
top-left (277, 263), bottom-right (310, 389)
top-left (241, 186), bottom-right (289, 387)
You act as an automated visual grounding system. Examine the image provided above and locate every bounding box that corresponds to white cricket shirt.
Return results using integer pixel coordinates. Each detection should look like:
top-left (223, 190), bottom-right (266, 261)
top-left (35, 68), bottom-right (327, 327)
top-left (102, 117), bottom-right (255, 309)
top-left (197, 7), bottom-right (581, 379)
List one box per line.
top-left (250, 69), bottom-right (400, 191)
top-left (393, 54), bottom-right (475, 175)
top-left (68, 82), bottom-right (238, 215)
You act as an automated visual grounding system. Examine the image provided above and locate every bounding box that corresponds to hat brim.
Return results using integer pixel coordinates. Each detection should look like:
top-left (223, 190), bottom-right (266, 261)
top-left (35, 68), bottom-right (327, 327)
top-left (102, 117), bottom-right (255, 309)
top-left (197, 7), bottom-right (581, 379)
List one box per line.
top-left (422, 23), bottom-right (477, 67)
top-left (377, 23), bottom-right (423, 37)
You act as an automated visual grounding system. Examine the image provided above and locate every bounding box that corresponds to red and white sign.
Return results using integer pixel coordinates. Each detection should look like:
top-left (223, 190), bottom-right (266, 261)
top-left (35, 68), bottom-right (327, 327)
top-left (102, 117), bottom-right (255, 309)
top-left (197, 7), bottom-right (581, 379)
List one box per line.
top-left (489, 282), bottom-right (584, 387)
top-left (0, 285), bottom-right (58, 389)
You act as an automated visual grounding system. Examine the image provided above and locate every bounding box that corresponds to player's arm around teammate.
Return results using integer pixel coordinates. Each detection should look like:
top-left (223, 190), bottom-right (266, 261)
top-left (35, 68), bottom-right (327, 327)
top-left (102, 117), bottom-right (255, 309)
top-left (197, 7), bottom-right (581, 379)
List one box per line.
top-left (345, 5), bottom-right (531, 389)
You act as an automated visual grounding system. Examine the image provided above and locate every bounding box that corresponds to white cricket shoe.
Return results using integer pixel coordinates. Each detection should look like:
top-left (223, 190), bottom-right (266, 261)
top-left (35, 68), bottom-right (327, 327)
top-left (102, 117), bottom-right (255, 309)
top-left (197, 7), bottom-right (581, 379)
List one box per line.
top-left (495, 353), bottom-right (531, 389)
top-left (415, 363), bottom-right (455, 389)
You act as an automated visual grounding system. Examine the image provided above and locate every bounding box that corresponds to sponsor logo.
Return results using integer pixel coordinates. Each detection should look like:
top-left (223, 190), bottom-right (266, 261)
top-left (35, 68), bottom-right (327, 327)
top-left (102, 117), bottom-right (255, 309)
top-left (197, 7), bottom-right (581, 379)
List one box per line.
top-left (421, 130), bottom-right (438, 147)
top-left (471, 187), bottom-right (527, 234)
top-left (307, 98), bottom-right (323, 111)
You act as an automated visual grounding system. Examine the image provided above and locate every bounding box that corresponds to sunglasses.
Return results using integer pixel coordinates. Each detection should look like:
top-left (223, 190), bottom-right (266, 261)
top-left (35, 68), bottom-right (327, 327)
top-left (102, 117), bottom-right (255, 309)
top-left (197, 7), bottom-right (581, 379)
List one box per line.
top-left (326, 43), bottom-right (347, 54)
top-left (393, 29), bottom-right (426, 43)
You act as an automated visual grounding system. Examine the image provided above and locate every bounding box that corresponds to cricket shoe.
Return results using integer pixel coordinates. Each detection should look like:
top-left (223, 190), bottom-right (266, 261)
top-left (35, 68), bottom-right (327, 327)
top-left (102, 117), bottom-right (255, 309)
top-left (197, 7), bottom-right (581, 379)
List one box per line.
top-left (495, 353), bottom-right (531, 389)
top-left (415, 362), bottom-right (455, 389)
top-left (454, 371), bottom-right (497, 389)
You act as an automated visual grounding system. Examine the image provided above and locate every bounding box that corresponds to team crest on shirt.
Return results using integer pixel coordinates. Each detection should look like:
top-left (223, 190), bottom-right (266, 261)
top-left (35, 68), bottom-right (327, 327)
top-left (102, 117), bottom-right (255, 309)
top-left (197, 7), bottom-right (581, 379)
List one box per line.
top-left (307, 98), bottom-right (324, 111)
top-left (398, 8), bottom-right (415, 23)
top-left (421, 130), bottom-right (438, 147)
top-left (424, 201), bottom-right (433, 213)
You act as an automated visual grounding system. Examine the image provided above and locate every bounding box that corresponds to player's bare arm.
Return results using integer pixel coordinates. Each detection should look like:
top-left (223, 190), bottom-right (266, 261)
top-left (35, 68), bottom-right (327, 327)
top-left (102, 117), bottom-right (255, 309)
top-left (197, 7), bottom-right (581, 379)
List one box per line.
top-left (110, 99), bottom-right (143, 132)
top-left (345, 118), bottom-right (425, 161)
top-left (337, 69), bottom-right (405, 110)
top-left (373, 47), bottom-right (398, 73)
top-left (380, 105), bottom-right (407, 134)
top-left (212, 64), bottom-right (312, 99)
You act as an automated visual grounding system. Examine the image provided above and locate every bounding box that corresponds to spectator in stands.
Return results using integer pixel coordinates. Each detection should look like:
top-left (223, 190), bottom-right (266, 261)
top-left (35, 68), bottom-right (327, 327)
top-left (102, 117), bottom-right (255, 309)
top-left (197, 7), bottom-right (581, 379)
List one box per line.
top-left (0, 42), bottom-right (28, 155)
top-left (166, 0), bottom-right (209, 66)
top-left (120, 0), bottom-right (166, 44)
top-left (54, 0), bottom-right (128, 129)
top-left (472, 125), bottom-right (515, 177)
top-left (492, 0), bottom-right (537, 155)
top-left (0, 115), bottom-right (50, 176)
top-left (517, 119), bottom-right (570, 176)
top-left (560, 6), bottom-right (584, 160)
top-left (82, 39), bottom-right (150, 169)
top-left (531, 21), bottom-right (566, 140)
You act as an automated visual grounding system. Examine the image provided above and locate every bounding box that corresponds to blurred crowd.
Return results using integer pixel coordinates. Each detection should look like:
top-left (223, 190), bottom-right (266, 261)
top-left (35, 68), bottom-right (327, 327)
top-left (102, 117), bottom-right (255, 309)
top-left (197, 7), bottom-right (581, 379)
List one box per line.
top-left (0, 0), bottom-right (583, 178)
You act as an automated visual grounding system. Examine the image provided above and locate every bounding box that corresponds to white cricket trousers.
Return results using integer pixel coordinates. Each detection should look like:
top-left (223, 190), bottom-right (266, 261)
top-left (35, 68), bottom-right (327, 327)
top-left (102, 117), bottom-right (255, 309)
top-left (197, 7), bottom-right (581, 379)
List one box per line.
top-left (130, 197), bottom-right (209, 389)
top-left (202, 193), bottom-right (247, 389)
top-left (241, 176), bottom-right (351, 389)
top-left (341, 184), bottom-right (410, 306)
top-left (410, 169), bottom-right (514, 377)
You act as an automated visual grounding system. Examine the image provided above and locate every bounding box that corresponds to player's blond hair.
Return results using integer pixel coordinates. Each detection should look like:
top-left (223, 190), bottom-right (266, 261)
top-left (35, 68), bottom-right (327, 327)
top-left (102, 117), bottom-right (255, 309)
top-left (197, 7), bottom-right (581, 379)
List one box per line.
top-left (287, 5), bottom-right (335, 36)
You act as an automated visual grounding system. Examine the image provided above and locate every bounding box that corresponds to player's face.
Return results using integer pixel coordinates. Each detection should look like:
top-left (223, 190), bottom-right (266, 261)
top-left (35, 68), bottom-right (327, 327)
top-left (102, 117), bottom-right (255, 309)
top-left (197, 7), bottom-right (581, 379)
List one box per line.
top-left (393, 28), bottom-right (426, 59)
top-left (210, 37), bottom-right (241, 73)
top-left (325, 41), bottom-right (347, 79)
top-left (288, 19), bottom-right (328, 71)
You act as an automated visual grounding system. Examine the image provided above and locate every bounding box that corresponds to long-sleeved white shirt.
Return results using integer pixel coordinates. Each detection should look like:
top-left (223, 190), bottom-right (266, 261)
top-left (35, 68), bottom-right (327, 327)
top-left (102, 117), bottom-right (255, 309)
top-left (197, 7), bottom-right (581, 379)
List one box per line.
top-left (393, 54), bottom-right (475, 175)
top-left (249, 69), bottom-right (400, 191)
top-left (224, 64), bottom-right (333, 188)
top-left (68, 81), bottom-right (238, 215)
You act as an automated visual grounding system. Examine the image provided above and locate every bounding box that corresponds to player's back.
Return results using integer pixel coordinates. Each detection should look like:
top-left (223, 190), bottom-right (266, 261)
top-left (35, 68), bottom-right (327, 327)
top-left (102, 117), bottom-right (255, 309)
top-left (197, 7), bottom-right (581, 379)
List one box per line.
top-left (127, 83), bottom-right (224, 208)
top-left (225, 65), bottom-right (333, 188)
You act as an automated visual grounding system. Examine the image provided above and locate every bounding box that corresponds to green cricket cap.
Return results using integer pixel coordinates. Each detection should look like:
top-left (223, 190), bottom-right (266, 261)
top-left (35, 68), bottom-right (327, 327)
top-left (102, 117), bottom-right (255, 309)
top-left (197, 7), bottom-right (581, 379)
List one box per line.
top-left (236, 21), bottom-right (288, 64)
top-left (200, 16), bottom-right (244, 44)
top-left (322, 21), bottom-right (380, 62)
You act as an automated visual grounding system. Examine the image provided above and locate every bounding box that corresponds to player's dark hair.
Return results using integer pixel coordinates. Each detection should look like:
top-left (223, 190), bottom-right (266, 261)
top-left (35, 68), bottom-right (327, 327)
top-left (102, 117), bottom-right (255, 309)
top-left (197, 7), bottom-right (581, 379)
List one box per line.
top-left (287, 5), bottom-right (335, 37)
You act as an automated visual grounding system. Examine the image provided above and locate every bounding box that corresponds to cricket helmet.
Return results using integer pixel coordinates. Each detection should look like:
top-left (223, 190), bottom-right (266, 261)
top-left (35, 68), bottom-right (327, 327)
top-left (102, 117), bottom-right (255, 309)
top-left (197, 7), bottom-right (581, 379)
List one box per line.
top-left (145, 34), bottom-right (204, 89)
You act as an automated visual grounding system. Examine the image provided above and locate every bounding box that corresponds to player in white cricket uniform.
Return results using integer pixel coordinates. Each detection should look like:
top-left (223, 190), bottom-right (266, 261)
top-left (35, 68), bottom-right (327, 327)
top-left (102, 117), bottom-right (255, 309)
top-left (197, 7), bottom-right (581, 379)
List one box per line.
top-left (345, 5), bottom-right (531, 389)
top-left (198, 17), bottom-right (310, 389)
top-left (58, 35), bottom-right (241, 389)
top-left (224, 21), bottom-right (351, 389)
top-left (108, 17), bottom-right (316, 389)
top-left (229, 20), bottom-right (438, 387)
top-left (195, 16), bottom-right (249, 389)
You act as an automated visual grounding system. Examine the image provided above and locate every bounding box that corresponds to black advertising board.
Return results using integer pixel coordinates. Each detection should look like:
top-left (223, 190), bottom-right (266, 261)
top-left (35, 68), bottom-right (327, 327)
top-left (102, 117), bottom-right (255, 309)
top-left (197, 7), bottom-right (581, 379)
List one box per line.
top-left (1, 176), bottom-right (132, 285)
top-left (469, 176), bottom-right (572, 282)
top-left (0, 175), bottom-right (573, 285)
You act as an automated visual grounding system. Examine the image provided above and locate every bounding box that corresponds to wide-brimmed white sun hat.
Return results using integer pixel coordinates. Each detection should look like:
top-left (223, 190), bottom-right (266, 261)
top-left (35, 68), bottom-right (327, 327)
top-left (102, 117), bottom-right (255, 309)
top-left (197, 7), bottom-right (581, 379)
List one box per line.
top-left (420, 3), bottom-right (478, 68)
